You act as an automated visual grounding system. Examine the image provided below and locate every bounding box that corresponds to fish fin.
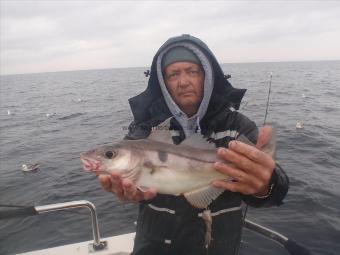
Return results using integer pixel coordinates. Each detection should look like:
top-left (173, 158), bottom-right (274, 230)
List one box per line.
top-left (137, 186), bottom-right (149, 192)
top-left (183, 185), bottom-right (225, 208)
top-left (261, 126), bottom-right (277, 158)
top-left (147, 117), bottom-right (173, 144)
top-left (236, 134), bottom-right (255, 146)
top-left (237, 126), bottom-right (277, 158)
top-left (180, 133), bottom-right (216, 150)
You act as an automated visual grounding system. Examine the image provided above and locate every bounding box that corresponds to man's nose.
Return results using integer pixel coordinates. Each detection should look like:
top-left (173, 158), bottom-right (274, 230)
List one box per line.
top-left (178, 73), bottom-right (190, 87)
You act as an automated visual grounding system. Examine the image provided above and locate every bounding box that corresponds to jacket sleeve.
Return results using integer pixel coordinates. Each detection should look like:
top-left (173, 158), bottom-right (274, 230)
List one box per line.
top-left (234, 113), bottom-right (289, 207)
top-left (242, 163), bottom-right (289, 207)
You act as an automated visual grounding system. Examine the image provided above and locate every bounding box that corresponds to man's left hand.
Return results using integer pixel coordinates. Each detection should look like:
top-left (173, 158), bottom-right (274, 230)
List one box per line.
top-left (212, 126), bottom-right (275, 197)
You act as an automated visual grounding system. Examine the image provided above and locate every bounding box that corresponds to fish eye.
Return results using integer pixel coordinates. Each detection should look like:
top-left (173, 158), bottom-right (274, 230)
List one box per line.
top-left (105, 151), bottom-right (115, 159)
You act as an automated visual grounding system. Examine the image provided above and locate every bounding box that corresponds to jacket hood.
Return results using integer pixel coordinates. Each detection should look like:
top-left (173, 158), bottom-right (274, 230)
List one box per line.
top-left (156, 41), bottom-right (214, 137)
top-left (128, 34), bottom-right (246, 130)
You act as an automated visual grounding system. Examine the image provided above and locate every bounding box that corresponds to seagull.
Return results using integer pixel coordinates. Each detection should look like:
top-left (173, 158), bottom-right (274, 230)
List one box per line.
top-left (22, 163), bottom-right (40, 172)
top-left (296, 121), bottom-right (304, 129)
top-left (46, 113), bottom-right (56, 117)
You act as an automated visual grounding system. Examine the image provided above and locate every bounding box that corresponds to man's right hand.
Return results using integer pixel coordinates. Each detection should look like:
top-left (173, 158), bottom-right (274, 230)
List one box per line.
top-left (98, 174), bottom-right (157, 202)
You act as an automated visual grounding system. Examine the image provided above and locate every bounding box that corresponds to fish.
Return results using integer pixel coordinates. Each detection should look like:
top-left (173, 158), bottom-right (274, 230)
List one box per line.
top-left (80, 127), bottom-right (276, 209)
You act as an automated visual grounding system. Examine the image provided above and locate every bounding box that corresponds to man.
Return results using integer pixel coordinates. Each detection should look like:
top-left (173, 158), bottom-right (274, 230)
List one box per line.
top-left (99, 34), bottom-right (289, 255)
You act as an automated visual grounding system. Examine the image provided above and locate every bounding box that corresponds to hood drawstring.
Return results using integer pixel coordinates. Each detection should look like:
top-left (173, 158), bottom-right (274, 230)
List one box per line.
top-left (196, 116), bottom-right (202, 134)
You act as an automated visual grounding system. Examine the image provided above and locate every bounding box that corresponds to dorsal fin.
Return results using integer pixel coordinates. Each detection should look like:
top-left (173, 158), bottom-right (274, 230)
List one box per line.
top-left (147, 119), bottom-right (216, 151)
top-left (180, 133), bottom-right (216, 150)
top-left (147, 118), bottom-right (173, 144)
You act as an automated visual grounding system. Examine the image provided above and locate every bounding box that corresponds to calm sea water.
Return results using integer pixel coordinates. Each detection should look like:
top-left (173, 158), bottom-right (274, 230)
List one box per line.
top-left (0, 61), bottom-right (339, 255)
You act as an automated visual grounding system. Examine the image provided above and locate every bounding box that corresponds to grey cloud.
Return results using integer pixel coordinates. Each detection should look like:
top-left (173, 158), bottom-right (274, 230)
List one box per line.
top-left (1, 1), bottom-right (340, 75)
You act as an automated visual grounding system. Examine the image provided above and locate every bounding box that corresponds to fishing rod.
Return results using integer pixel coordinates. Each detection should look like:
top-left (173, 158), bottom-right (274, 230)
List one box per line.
top-left (240, 73), bottom-right (312, 255)
top-left (235, 72), bottom-right (274, 254)
top-left (241, 72), bottom-right (273, 220)
top-left (263, 72), bottom-right (273, 125)
top-left (244, 219), bottom-right (312, 255)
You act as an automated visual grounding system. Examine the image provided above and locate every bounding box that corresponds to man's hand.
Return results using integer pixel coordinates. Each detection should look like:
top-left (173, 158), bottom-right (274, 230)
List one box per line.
top-left (98, 173), bottom-right (157, 202)
top-left (213, 126), bottom-right (275, 196)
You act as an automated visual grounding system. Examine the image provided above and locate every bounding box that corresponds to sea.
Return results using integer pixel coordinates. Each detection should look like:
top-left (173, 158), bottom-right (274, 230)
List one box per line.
top-left (0, 61), bottom-right (339, 255)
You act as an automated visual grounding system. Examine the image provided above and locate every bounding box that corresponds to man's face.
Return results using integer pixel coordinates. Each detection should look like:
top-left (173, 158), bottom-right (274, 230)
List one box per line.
top-left (164, 62), bottom-right (204, 117)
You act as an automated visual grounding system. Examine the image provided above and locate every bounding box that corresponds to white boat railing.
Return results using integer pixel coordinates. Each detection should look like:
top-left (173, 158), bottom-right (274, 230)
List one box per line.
top-left (0, 200), bottom-right (312, 255)
top-left (0, 200), bottom-right (107, 253)
top-left (35, 200), bottom-right (107, 252)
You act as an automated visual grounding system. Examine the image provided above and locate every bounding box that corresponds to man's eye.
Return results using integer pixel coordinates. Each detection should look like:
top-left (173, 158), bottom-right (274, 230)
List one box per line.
top-left (189, 70), bottom-right (199, 75)
top-left (167, 73), bottom-right (178, 79)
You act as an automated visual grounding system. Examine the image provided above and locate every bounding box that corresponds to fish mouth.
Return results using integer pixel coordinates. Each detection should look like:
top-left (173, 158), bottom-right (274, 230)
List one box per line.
top-left (80, 157), bottom-right (102, 173)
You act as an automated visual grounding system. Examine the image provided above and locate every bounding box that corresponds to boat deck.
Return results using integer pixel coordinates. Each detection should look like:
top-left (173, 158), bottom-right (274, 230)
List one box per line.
top-left (18, 233), bottom-right (135, 255)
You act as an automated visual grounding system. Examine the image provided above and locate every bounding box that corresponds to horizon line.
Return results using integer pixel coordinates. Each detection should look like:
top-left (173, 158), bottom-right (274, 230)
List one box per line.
top-left (1, 59), bottom-right (339, 77)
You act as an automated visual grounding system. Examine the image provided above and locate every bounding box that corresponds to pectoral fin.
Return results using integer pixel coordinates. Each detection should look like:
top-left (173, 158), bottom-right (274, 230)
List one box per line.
top-left (183, 185), bottom-right (225, 208)
top-left (137, 186), bottom-right (149, 192)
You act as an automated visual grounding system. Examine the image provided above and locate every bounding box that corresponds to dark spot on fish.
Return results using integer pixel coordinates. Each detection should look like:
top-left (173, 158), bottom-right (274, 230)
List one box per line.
top-left (105, 151), bottom-right (114, 159)
top-left (143, 161), bottom-right (156, 175)
top-left (158, 151), bottom-right (168, 162)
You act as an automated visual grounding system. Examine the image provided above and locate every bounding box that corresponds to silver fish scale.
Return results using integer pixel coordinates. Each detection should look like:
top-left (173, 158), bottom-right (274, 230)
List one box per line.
top-left (117, 139), bottom-right (217, 163)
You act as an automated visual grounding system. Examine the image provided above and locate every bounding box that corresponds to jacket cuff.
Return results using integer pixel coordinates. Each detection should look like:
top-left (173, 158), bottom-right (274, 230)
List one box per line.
top-left (242, 163), bottom-right (289, 207)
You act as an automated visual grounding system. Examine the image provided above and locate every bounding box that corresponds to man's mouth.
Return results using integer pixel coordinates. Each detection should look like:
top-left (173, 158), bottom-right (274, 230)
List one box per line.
top-left (180, 91), bottom-right (195, 97)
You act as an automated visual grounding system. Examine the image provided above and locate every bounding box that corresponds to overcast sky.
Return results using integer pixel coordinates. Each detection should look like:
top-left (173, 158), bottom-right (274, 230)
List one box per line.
top-left (1, 0), bottom-right (340, 75)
